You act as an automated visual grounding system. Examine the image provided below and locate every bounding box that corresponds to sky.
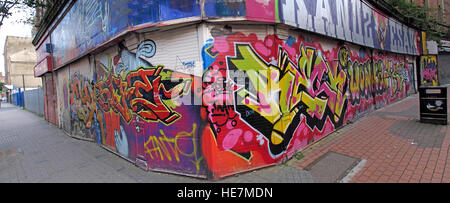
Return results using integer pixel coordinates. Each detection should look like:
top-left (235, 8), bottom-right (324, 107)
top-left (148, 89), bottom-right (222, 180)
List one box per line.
top-left (0, 7), bottom-right (33, 76)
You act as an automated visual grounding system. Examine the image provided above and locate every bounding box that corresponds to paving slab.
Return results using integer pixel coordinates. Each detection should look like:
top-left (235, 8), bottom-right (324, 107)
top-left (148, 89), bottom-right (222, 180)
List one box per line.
top-left (304, 152), bottom-right (360, 183)
top-left (0, 102), bottom-right (312, 183)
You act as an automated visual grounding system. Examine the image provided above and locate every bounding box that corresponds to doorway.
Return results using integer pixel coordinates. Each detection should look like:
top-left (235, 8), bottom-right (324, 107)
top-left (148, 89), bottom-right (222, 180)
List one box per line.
top-left (43, 73), bottom-right (58, 126)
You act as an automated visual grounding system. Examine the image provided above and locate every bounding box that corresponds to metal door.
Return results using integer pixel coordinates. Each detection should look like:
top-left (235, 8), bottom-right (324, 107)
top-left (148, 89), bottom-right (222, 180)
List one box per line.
top-left (44, 73), bottom-right (58, 126)
top-left (131, 115), bottom-right (148, 170)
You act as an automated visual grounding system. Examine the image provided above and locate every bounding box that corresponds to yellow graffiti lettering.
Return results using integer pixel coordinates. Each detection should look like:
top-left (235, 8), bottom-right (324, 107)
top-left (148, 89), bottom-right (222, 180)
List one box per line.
top-left (144, 124), bottom-right (203, 172)
top-left (228, 43), bottom-right (348, 152)
top-left (231, 45), bottom-right (282, 123)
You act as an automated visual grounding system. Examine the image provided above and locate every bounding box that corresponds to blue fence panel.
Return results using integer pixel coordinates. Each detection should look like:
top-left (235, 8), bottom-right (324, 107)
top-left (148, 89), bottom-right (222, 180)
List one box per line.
top-left (12, 89), bottom-right (24, 107)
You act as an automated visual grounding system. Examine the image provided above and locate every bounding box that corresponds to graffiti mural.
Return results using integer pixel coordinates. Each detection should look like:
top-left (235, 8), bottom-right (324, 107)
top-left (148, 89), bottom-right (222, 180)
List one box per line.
top-left (373, 10), bottom-right (388, 50)
top-left (345, 49), bottom-right (410, 120)
top-left (36, 0), bottom-right (425, 180)
top-left (62, 30), bottom-right (414, 179)
top-left (70, 73), bottom-right (97, 139)
top-left (95, 65), bottom-right (192, 126)
top-left (65, 40), bottom-right (207, 177)
top-left (144, 123), bottom-right (204, 173)
top-left (64, 30), bottom-right (413, 178)
top-left (201, 31), bottom-right (411, 178)
top-left (62, 24), bottom-right (413, 179)
top-left (58, 72), bottom-right (72, 134)
top-left (421, 55), bottom-right (439, 86)
top-left (42, 0), bottom-right (422, 73)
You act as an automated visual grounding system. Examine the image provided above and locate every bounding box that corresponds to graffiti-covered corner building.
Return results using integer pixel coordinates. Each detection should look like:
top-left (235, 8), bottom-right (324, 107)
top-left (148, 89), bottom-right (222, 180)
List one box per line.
top-left (33, 0), bottom-right (422, 179)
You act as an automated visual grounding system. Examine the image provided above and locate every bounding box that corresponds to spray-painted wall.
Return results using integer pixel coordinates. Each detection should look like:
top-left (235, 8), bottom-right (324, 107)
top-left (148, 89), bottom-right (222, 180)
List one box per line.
top-left (420, 55), bottom-right (439, 86)
top-left (38, 0), bottom-right (421, 73)
top-left (36, 0), bottom-right (421, 179)
top-left (53, 23), bottom-right (414, 179)
top-left (58, 25), bottom-right (209, 177)
top-left (200, 24), bottom-right (412, 178)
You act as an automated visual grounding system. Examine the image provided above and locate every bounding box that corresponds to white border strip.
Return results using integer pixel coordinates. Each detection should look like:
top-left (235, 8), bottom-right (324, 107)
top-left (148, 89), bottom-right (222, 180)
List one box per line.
top-left (339, 159), bottom-right (367, 183)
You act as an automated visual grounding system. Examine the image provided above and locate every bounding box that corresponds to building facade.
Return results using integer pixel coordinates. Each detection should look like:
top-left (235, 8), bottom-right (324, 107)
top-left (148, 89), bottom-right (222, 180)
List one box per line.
top-left (33, 0), bottom-right (422, 179)
top-left (0, 72), bottom-right (5, 98)
top-left (410, 0), bottom-right (450, 39)
top-left (4, 36), bottom-right (42, 89)
top-left (0, 72), bottom-right (5, 83)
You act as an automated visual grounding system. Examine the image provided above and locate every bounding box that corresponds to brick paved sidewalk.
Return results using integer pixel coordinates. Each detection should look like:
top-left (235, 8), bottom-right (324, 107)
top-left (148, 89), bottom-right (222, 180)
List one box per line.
top-left (0, 102), bottom-right (313, 183)
top-left (2, 87), bottom-right (449, 183)
top-left (288, 93), bottom-right (450, 183)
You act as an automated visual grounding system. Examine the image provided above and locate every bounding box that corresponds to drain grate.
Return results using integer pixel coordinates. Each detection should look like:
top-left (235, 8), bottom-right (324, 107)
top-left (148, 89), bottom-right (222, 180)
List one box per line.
top-left (304, 152), bottom-right (360, 183)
